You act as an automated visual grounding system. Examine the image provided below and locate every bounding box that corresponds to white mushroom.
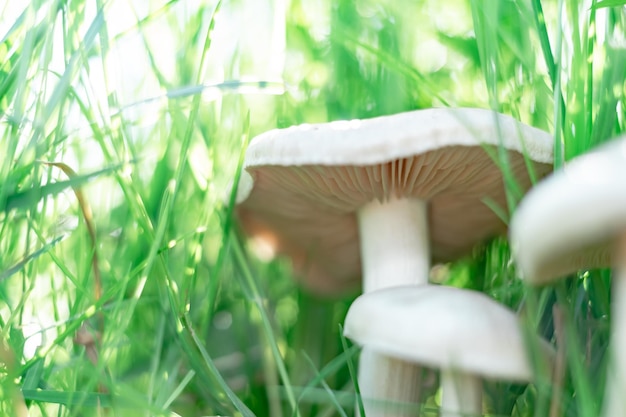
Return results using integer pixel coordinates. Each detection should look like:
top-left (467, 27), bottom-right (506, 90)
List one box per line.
top-left (234, 107), bottom-right (553, 415)
top-left (236, 108), bottom-right (553, 294)
top-left (344, 285), bottom-right (555, 417)
top-left (510, 136), bottom-right (626, 417)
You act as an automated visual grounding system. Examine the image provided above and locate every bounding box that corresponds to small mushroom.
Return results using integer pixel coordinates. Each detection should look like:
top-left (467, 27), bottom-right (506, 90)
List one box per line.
top-left (234, 107), bottom-right (553, 415)
top-left (510, 136), bottom-right (626, 417)
top-left (344, 285), bottom-right (555, 417)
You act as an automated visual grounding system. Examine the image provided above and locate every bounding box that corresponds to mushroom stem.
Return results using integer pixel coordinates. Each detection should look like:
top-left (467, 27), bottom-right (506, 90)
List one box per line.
top-left (358, 196), bottom-right (430, 293)
top-left (358, 198), bottom-right (430, 417)
top-left (357, 348), bottom-right (423, 417)
top-left (440, 368), bottom-right (482, 417)
top-left (355, 197), bottom-right (429, 416)
top-left (601, 233), bottom-right (626, 417)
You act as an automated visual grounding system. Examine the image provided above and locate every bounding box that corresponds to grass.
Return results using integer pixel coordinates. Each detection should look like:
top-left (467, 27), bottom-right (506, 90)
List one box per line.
top-left (0, 0), bottom-right (625, 416)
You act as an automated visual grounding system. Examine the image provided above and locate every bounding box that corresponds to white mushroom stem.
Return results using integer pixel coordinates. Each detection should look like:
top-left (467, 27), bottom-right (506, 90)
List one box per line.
top-left (601, 233), bottom-right (626, 417)
top-left (440, 369), bottom-right (482, 417)
top-left (358, 348), bottom-right (424, 416)
top-left (358, 196), bottom-right (430, 293)
top-left (355, 196), bottom-right (430, 416)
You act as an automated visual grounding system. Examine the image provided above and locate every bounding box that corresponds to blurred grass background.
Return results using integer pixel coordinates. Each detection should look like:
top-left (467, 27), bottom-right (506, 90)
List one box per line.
top-left (0, 0), bottom-right (625, 416)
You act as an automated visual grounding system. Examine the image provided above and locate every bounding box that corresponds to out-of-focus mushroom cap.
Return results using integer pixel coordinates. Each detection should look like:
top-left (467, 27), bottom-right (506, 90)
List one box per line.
top-left (511, 136), bottom-right (626, 285)
top-left (343, 285), bottom-right (555, 381)
top-left (236, 108), bottom-right (553, 295)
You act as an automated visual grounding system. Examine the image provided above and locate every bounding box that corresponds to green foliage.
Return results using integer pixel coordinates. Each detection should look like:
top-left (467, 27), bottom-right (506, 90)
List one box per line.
top-left (0, 0), bottom-right (624, 416)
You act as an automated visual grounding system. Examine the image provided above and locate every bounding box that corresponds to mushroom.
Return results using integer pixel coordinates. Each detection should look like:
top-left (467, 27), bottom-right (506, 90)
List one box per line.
top-left (509, 136), bottom-right (626, 417)
top-left (236, 108), bottom-right (552, 294)
top-left (344, 285), bottom-right (555, 417)
top-left (233, 107), bottom-right (553, 415)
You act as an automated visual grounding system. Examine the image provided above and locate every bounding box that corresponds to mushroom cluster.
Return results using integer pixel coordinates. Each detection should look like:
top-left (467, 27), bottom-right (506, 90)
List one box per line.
top-left (232, 107), bottom-right (556, 416)
top-left (510, 135), bottom-right (626, 417)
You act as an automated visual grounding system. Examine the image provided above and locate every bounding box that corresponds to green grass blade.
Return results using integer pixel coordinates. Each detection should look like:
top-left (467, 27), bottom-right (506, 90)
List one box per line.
top-left (1, 164), bottom-right (123, 213)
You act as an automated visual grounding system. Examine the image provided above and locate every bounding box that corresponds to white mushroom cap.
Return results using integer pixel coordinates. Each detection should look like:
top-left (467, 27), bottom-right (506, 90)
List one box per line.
top-left (510, 136), bottom-right (626, 284)
top-left (236, 108), bottom-right (553, 294)
top-left (343, 285), bottom-right (555, 381)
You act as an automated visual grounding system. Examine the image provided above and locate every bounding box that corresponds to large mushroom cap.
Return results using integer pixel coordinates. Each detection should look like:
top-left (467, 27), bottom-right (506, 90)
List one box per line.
top-left (236, 108), bottom-right (553, 294)
top-left (343, 285), bottom-right (555, 381)
top-left (511, 136), bottom-right (626, 285)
